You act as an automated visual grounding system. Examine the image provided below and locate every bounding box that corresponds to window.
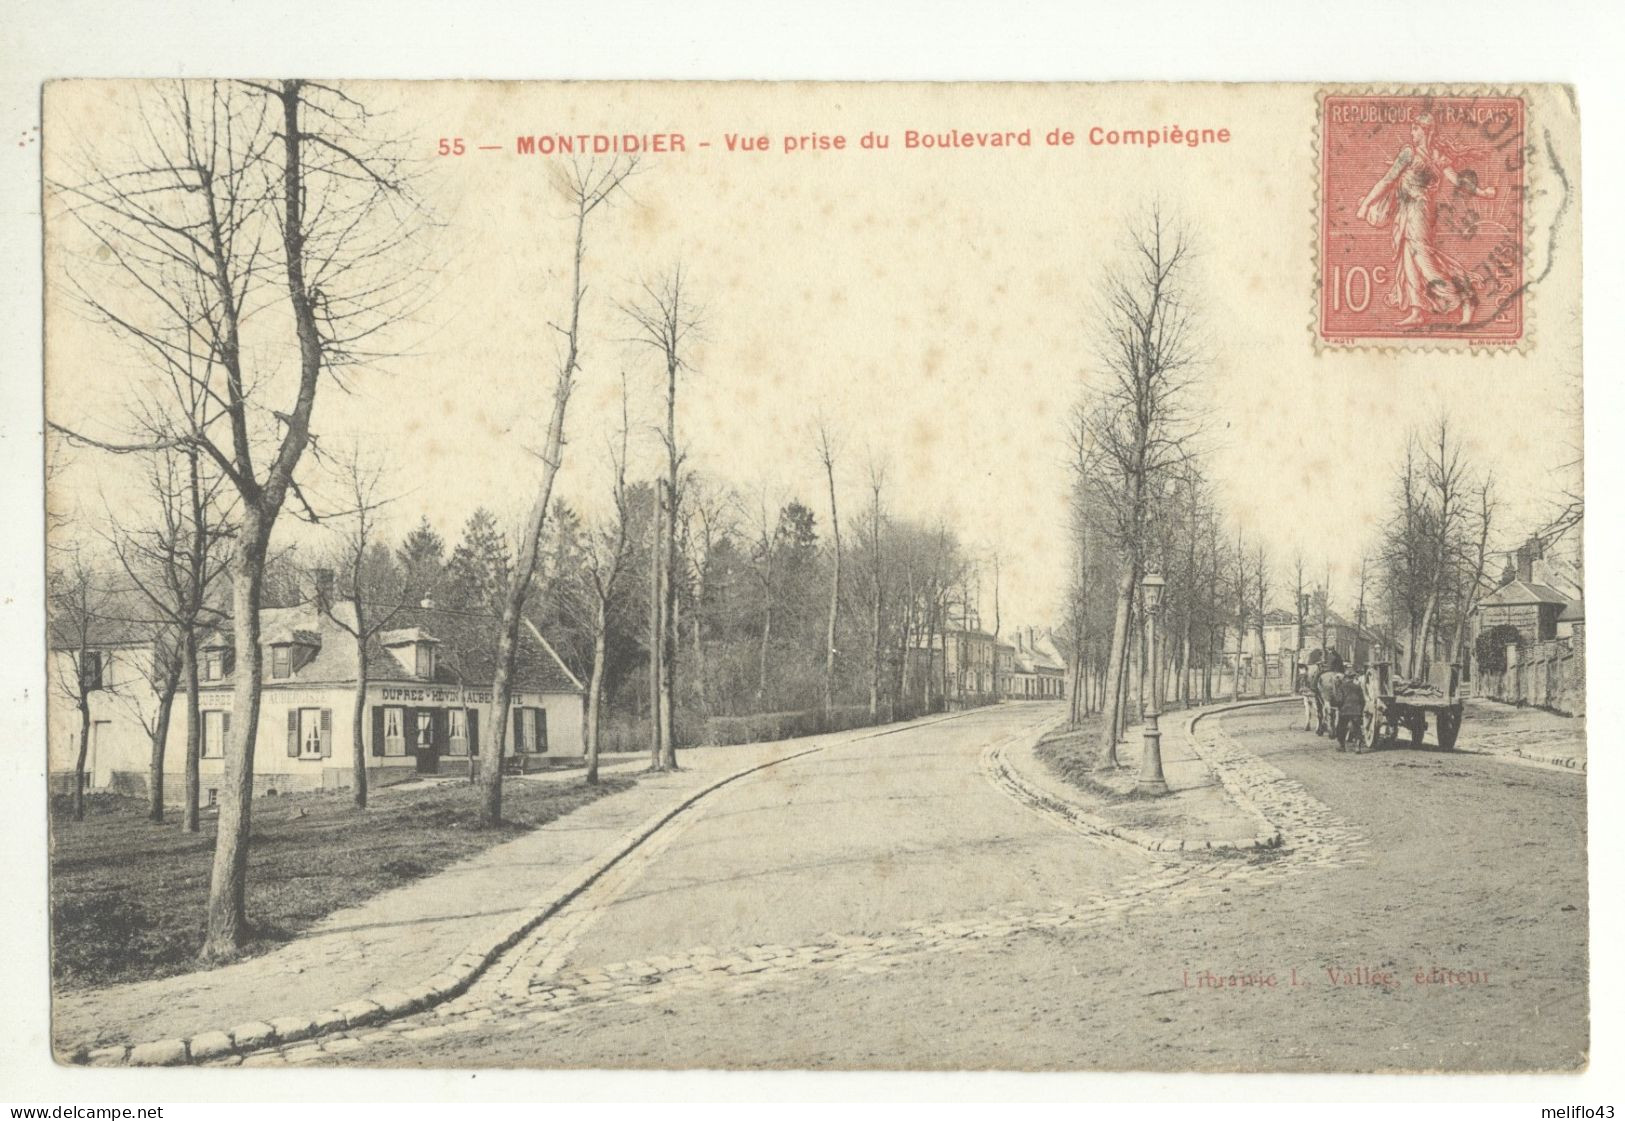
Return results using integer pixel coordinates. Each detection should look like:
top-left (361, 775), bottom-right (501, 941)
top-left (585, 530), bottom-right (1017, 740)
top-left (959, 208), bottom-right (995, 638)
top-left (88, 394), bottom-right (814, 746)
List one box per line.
top-left (447, 708), bottom-right (467, 756)
top-left (202, 710), bottom-right (227, 758)
top-left (79, 650), bottom-right (104, 691)
top-left (203, 649), bottom-right (223, 681)
top-left (299, 708), bottom-right (324, 758)
top-left (383, 706), bottom-right (406, 756)
top-left (514, 707), bottom-right (548, 754)
top-left (416, 644), bottom-right (435, 678)
top-left (414, 710), bottom-right (434, 753)
top-left (271, 645), bottom-right (291, 679)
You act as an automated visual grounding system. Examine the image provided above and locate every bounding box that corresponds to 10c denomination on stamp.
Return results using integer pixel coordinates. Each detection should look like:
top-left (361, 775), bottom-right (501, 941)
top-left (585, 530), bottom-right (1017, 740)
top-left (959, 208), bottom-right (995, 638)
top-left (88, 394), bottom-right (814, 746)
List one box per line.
top-left (1318, 92), bottom-right (1525, 347)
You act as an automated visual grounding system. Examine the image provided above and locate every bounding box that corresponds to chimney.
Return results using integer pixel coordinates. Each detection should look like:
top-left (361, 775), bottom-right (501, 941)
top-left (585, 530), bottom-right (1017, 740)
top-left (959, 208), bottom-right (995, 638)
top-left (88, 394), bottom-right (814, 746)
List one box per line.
top-left (312, 568), bottom-right (335, 605)
top-left (1515, 544), bottom-right (1533, 584)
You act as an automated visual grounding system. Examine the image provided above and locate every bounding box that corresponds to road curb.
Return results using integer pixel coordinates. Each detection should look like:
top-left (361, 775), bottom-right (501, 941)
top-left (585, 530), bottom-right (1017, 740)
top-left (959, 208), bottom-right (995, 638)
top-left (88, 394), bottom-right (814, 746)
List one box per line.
top-left (1511, 749), bottom-right (1587, 772)
top-left (75, 707), bottom-right (980, 1067)
top-left (987, 699), bottom-right (1286, 855)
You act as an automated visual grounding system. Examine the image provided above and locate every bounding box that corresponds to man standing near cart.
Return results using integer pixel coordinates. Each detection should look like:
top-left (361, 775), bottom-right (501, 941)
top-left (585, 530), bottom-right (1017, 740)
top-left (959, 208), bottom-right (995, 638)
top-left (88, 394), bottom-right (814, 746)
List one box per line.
top-left (1334, 667), bottom-right (1368, 753)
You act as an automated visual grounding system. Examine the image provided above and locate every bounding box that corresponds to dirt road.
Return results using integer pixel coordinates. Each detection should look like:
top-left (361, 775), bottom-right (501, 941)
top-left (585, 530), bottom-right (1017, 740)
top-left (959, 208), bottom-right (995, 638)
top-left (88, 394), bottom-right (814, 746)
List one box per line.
top-left (243, 702), bottom-right (1586, 1072)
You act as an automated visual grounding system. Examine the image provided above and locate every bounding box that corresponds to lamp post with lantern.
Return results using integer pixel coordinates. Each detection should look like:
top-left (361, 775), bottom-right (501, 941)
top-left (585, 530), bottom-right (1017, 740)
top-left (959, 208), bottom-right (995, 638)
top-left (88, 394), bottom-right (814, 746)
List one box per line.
top-left (1138, 570), bottom-right (1169, 796)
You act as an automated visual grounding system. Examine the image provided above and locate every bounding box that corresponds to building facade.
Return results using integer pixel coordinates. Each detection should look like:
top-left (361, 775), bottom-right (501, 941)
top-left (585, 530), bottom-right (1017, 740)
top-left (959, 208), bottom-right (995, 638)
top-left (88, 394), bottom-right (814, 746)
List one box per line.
top-left (48, 599), bottom-right (586, 804)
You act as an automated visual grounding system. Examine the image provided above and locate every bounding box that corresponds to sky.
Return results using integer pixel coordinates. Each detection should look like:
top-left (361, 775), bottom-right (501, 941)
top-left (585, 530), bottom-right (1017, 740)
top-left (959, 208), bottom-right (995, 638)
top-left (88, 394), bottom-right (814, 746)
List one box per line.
top-left (43, 80), bottom-right (1584, 631)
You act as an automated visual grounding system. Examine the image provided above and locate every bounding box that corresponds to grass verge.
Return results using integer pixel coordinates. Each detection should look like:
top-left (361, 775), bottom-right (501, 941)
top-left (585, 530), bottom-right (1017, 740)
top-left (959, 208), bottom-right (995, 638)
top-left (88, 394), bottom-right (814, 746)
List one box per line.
top-left (50, 774), bottom-right (635, 992)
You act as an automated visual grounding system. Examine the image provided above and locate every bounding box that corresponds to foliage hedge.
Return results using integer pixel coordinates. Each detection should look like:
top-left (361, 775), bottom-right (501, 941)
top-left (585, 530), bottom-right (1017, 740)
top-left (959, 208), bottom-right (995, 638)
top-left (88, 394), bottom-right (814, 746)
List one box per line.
top-left (1475, 623), bottom-right (1524, 674)
top-left (703, 704), bottom-right (882, 745)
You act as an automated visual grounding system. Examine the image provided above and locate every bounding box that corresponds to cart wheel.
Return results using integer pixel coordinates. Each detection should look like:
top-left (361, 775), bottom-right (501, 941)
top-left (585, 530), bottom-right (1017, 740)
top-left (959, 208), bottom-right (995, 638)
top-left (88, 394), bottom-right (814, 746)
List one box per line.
top-left (1406, 715), bottom-right (1426, 745)
top-left (1438, 709), bottom-right (1462, 751)
top-left (1362, 710), bottom-right (1377, 750)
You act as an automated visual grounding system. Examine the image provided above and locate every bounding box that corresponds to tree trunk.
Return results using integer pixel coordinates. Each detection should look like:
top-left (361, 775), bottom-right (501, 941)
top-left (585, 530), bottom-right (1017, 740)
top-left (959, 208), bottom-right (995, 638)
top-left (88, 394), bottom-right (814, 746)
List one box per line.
top-left (351, 653), bottom-right (369, 810)
top-left (182, 628), bottom-right (201, 832)
top-left (201, 524), bottom-right (268, 959)
top-left (1100, 564), bottom-right (1136, 765)
top-left (649, 498), bottom-right (663, 766)
top-left (586, 609), bottom-right (608, 785)
top-left (691, 599), bottom-right (708, 717)
top-left (661, 371), bottom-right (679, 767)
top-left (73, 695), bottom-right (90, 822)
top-left (147, 657), bottom-right (181, 823)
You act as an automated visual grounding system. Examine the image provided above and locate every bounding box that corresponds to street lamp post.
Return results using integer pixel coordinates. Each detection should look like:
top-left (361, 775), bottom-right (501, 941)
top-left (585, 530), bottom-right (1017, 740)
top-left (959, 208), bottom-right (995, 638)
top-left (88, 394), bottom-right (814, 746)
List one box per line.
top-left (1298, 591), bottom-right (1311, 674)
top-left (1138, 570), bottom-right (1169, 796)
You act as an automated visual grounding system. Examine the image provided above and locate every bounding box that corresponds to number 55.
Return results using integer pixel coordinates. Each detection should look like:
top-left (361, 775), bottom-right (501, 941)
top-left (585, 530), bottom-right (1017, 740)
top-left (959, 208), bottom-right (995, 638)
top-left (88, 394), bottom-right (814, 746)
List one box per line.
top-left (438, 137), bottom-right (465, 156)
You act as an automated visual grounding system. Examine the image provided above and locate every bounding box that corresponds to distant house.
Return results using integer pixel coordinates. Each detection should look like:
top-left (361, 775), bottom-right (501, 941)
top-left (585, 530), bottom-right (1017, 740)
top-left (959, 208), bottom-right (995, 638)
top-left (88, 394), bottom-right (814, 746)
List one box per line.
top-left (1004, 627), bottom-right (1066, 700)
top-left (46, 613), bottom-right (168, 795)
top-left (1557, 599), bottom-right (1585, 639)
top-left (908, 627), bottom-right (999, 710)
top-left (1472, 536), bottom-right (1577, 649)
top-left (1256, 607), bottom-right (1390, 675)
top-left (47, 596), bottom-right (585, 804)
top-left (1475, 579), bottom-right (1569, 645)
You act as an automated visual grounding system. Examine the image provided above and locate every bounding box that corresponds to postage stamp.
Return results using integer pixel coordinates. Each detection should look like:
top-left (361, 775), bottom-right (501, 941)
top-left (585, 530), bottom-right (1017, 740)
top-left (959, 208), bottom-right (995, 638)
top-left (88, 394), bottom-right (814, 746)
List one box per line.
top-left (1318, 91), bottom-right (1526, 348)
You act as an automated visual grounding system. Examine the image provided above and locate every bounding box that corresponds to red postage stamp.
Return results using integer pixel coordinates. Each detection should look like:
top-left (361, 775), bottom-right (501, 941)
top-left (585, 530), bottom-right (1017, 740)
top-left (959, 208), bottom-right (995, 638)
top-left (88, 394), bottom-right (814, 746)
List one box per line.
top-left (1318, 92), bottom-right (1525, 347)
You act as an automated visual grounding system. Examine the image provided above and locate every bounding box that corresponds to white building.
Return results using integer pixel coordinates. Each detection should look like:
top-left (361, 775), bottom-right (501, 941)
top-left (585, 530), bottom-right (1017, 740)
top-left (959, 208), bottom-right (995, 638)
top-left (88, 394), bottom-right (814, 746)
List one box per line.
top-left (47, 599), bottom-right (587, 804)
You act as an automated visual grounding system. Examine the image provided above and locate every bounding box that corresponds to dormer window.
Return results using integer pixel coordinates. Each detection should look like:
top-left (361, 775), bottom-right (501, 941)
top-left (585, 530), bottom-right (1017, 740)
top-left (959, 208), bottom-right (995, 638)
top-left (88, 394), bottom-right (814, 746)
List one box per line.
top-left (268, 629), bottom-right (320, 680)
top-left (203, 648), bottom-right (224, 681)
top-left (380, 627), bottom-right (441, 680)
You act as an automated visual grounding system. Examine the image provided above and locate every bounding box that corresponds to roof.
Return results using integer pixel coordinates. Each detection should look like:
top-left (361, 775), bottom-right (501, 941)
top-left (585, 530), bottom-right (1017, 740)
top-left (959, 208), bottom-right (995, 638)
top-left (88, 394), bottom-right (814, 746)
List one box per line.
top-left (46, 585), bottom-right (171, 651)
top-left (202, 600), bottom-right (583, 694)
top-left (379, 626), bottom-right (439, 646)
top-left (1479, 579), bottom-right (1571, 608)
top-left (1558, 599), bottom-right (1585, 622)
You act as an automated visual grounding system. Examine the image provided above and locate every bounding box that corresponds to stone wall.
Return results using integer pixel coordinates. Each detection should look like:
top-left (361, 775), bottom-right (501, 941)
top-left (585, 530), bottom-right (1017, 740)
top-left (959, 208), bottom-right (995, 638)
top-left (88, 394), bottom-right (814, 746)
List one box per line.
top-left (1475, 633), bottom-right (1585, 716)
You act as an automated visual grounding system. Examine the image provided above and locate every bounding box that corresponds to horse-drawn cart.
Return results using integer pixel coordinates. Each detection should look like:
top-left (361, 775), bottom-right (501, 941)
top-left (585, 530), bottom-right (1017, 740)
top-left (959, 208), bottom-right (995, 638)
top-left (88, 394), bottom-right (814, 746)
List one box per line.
top-left (1362, 661), bottom-right (1465, 751)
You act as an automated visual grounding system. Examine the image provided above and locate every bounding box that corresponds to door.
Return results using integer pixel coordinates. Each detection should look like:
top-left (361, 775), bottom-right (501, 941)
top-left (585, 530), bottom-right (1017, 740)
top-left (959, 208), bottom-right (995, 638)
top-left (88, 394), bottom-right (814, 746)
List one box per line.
top-left (414, 708), bottom-right (438, 773)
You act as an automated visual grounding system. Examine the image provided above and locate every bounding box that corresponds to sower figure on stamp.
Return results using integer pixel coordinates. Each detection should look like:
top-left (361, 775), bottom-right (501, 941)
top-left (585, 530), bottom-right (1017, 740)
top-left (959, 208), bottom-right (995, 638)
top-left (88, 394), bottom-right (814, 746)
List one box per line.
top-left (1355, 111), bottom-right (1499, 328)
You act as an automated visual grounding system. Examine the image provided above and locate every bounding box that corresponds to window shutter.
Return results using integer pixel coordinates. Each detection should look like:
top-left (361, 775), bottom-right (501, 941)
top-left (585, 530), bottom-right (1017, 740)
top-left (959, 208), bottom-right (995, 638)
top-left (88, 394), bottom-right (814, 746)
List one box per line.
top-left (320, 708), bottom-right (333, 758)
top-left (286, 709), bottom-right (299, 758)
top-left (371, 706), bottom-right (385, 758)
top-left (404, 707), bottom-right (418, 752)
top-left (222, 712), bottom-right (231, 757)
top-left (431, 708), bottom-right (448, 755)
top-left (467, 708), bottom-right (480, 756)
top-left (535, 707), bottom-right (549, 753)
top-left (512, 707), bottom-right (525, 754)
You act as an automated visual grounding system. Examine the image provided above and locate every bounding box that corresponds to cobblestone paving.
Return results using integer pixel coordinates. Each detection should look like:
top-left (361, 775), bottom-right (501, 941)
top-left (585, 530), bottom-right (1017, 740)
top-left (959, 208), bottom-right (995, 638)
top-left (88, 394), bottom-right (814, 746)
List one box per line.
top-left (212, 702), bottom-right (1367, 1067)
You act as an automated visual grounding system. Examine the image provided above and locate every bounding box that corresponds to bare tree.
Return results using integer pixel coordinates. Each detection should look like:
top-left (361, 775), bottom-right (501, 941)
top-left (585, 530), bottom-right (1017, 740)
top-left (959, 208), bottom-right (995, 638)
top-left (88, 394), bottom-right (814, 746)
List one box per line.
top-left (1448, 475), bottom-right (1497, 668)
top-left (581, 378), bottom-right (634, 784)
top-left (746, 490), bottom-right (780, 708)
top-left (623, 265), bottom-right (697, 772)
top-left (50, 80), bottom-right (430, 956)
top-left (314, 449), bottom-right (414, 809)
top-left (1253, 543), bottom-right (1272, 695)
top-left (1080, 208), bottom-right (1203, 764)
top-left (1415, 416), bottom-right (1467, 680)
top-left (481, 157), bottom-right (636, 825)
top-left (816, 422), bottom-right (843, 724)
top-left (49, 552), bottom-right (114, 821)
top-left (104, 448), bottom-right (231, 825)
top-left (865, 456), bottom-right (888, 721)
top-left (106, 628), bottom-right (184, 820)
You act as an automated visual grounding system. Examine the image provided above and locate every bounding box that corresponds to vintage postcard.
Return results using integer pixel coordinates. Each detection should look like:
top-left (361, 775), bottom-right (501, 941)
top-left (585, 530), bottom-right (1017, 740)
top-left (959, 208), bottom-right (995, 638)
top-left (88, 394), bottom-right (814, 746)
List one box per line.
top-left (40, 80), bottom-right (1585, 1073)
